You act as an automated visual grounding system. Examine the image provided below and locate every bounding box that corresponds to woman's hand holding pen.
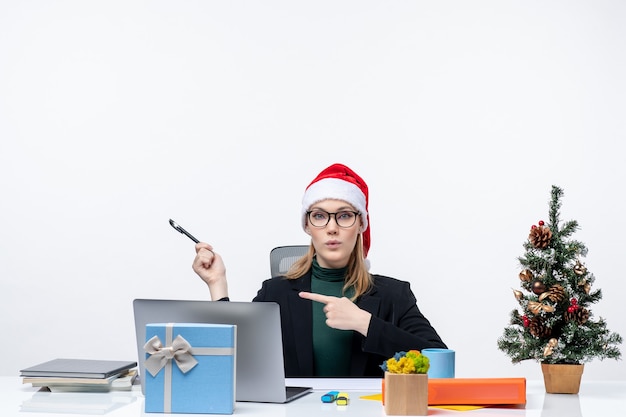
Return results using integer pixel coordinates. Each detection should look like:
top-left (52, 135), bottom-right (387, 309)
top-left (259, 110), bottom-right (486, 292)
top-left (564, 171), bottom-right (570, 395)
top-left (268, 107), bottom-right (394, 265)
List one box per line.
top-left (192, 242), bottom-right (229, 301)
top-left (298, 292), bottom-right (372, 336)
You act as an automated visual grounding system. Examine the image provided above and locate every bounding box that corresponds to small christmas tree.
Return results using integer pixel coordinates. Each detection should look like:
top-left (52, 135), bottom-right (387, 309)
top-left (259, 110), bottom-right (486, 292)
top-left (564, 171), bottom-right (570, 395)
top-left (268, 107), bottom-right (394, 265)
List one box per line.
top-left (498, 186), bottom-right (622, 365)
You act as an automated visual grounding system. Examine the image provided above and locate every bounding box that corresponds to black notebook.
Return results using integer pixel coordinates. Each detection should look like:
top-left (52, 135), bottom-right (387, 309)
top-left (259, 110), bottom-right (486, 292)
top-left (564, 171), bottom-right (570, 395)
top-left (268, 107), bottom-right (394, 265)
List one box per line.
top-left (20, 358), bottom-right (137, 379)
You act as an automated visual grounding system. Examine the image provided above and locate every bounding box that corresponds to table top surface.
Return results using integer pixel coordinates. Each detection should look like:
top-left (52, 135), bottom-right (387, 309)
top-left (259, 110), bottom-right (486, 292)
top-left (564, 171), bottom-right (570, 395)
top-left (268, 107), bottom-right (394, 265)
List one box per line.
top-left (2, 376), bottom-right (625, 417)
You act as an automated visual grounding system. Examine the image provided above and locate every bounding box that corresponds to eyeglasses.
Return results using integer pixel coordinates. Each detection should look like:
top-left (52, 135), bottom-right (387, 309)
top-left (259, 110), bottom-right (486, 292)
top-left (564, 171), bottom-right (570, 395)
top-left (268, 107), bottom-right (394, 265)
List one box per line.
top-left (307, 209), bottom-right (360, 228)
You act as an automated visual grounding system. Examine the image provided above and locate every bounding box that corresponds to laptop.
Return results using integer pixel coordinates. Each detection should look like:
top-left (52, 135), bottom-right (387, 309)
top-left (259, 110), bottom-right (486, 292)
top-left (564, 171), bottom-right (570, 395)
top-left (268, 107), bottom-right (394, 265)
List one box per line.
top-left (132, 299), bottom-right (312, 403)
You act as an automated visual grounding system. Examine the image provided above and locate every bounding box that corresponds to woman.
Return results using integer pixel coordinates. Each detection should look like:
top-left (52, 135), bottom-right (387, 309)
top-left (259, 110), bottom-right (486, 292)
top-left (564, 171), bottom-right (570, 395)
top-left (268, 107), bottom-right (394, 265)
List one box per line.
top-left (192, 163), bottom-right (447, 377)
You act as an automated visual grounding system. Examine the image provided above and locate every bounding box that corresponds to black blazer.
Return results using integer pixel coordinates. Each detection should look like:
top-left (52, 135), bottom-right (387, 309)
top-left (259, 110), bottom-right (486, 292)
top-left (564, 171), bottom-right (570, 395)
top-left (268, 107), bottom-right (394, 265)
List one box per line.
top-left (253, 271), bottom-right (447, 377)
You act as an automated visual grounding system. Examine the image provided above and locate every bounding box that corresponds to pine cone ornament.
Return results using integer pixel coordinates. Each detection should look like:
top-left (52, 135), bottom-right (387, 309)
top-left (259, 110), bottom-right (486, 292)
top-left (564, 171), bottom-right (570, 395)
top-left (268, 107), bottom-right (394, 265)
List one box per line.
top-left (539, 284), bottom-right (566, 303)
top-left (529, 316), bottom-right (551, 338)
top-left (529, 225), bottom-right (552, 249)
top-left (564, 307), bottom-right (590, 324)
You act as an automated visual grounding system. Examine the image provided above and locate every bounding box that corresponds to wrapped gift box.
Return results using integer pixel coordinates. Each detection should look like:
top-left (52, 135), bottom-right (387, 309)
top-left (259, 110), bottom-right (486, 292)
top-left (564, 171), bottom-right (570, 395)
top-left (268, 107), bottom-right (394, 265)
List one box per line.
top-left (144, 323), bottom-right (236, 414)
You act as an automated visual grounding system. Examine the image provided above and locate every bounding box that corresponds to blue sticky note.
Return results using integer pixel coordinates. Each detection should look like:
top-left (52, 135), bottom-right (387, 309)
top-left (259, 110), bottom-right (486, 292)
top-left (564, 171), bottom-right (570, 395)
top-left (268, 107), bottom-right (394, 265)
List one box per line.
top-left (321, 391), bottom-right (339, 403)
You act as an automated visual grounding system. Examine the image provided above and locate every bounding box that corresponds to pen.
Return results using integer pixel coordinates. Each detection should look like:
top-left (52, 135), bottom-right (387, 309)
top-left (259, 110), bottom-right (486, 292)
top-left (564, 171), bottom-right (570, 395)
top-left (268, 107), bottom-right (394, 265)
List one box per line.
top-left (169, 219), bottom-right (200, 244)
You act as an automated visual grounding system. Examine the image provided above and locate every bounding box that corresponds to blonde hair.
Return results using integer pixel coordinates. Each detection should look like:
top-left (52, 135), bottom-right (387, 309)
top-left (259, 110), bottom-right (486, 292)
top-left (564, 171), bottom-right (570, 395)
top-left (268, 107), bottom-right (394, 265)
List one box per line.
top-left (285, 234), bottom-right (373, 301)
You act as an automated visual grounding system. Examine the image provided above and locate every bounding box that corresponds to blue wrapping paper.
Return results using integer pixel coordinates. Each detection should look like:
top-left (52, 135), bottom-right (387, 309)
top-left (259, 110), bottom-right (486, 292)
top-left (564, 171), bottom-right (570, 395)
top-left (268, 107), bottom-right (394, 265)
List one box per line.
top-left (144, 323), bottom-right (236, 414)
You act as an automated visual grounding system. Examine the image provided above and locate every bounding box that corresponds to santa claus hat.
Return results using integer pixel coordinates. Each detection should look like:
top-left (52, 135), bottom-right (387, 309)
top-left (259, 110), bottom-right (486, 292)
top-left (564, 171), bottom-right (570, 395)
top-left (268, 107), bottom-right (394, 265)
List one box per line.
top-left (301, 163), bottom-right (370, 257)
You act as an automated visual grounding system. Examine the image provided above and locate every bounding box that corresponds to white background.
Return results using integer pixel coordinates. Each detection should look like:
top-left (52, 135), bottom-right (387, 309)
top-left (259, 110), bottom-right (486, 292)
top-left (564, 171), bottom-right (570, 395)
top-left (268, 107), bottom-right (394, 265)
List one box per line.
top-left (1, 1), bottom-right (624, 381)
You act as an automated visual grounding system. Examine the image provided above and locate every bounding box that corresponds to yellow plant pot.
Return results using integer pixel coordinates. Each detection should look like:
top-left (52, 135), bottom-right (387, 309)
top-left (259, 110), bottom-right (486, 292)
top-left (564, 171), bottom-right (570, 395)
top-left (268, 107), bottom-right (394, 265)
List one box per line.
top-left (541, 363), bottom-right (584, 394)
top-left (383, 372), bottom-right (428, 415)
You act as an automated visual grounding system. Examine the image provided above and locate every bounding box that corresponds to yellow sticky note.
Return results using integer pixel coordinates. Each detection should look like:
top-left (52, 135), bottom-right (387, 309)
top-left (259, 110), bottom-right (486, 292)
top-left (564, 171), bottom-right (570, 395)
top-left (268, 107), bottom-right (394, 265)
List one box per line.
top-left (336, 392), bottom-right (349, 406)
top-left (358, 393), bottom-right (487, 411)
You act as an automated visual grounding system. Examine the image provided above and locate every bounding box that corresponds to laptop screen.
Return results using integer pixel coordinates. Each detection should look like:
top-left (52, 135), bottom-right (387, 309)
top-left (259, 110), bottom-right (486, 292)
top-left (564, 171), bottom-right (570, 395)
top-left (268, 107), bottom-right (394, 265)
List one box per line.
top-left (133, 299), bottom-right (309, 403)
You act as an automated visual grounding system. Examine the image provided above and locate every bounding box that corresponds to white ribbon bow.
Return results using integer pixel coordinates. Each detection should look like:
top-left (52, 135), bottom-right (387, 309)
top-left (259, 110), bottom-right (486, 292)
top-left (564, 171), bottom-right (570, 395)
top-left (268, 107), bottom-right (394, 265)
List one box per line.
top-left (143, 334), bottom-right (198, 376)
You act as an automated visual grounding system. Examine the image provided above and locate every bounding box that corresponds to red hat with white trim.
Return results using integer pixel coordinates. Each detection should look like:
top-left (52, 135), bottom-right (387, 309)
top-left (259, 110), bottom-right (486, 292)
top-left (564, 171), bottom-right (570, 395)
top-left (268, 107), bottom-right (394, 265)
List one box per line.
top-left (301, 163), bottom-right (370, 257)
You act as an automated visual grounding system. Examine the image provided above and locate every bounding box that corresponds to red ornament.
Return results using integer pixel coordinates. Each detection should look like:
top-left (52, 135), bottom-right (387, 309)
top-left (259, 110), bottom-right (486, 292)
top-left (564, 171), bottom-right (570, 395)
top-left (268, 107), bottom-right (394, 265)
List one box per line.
top-left (568, 298), bottom-right (580, 312)
top-left (531, 225), bottom-right (537, 229)
top-left (522, 315), bottom-right (530, 327)
top-left (538, 220), bottom-right (545, 226)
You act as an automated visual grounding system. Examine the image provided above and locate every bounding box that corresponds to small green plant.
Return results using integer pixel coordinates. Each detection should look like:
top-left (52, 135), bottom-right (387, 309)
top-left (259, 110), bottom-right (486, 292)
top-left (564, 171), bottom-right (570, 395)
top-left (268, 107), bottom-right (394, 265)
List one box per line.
top-left (381, 350), bottom-right (430, 374)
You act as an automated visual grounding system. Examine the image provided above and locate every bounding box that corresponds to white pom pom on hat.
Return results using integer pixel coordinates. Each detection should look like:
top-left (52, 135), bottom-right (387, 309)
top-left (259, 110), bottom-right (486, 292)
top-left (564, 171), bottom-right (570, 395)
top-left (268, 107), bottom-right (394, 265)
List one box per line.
top-left (301, 163), bottom-right (370, 257)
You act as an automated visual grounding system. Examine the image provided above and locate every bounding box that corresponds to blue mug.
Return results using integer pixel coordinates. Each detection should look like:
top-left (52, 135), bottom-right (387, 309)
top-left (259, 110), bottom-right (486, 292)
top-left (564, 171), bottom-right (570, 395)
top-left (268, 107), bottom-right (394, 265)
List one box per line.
top-left (421, 348), bottom-right (455, 378)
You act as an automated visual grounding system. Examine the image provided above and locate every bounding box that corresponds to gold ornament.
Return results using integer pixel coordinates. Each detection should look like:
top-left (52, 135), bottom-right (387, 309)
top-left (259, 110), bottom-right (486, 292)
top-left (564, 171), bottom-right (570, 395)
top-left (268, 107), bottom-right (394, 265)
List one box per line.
top-left (528, 301), bottom-right (556, 315)
top-left (539, 284), bottom-right (566, 303)
top-left (512, 289), bottom-right (523, 300)
top-left (519, 269), bottom-right (533, 282)
top-left (573, 260), bottom-right (587, 276)
top-left (578, 278), bottom-right (591, 294)
top-left (543, 338), bottom-right (558, 357)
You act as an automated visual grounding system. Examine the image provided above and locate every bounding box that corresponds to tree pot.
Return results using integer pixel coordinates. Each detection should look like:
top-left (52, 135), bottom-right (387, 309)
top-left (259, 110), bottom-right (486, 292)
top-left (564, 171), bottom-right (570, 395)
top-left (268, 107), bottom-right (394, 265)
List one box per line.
top-left (541, 363), bottom-right (584, 394)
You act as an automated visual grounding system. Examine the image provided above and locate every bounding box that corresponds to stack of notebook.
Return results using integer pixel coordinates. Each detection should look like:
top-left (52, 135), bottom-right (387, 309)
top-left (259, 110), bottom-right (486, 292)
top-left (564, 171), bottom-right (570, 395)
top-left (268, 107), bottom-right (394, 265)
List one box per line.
top-left (20, 358), bottom-right (137, 392)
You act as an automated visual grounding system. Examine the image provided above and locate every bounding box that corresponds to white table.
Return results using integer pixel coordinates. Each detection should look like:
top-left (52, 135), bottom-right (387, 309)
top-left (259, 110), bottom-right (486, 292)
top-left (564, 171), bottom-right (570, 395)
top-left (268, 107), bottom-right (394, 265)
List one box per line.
top-left (2, 377), bottom-right (625, 417)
